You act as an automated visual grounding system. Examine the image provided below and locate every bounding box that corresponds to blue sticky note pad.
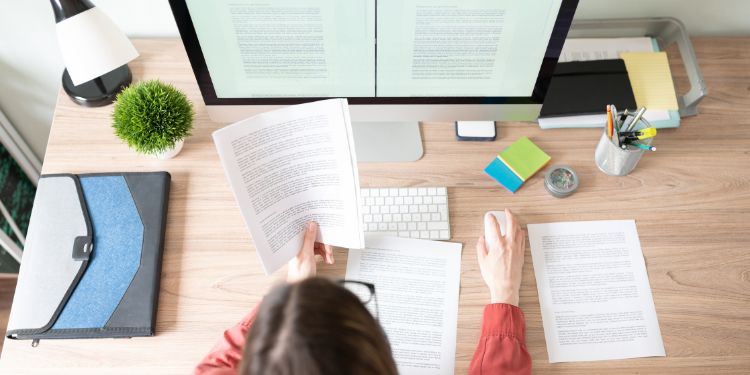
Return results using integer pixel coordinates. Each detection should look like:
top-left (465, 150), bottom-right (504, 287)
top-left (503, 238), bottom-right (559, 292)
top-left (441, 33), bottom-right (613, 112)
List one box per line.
top-left (484, 157), bottom-right (524, 193)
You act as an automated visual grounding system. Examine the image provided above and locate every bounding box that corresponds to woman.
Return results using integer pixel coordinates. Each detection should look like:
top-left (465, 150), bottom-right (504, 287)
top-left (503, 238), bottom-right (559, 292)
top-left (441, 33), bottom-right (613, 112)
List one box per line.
top-left (196, 209), bottom-right (530, 374)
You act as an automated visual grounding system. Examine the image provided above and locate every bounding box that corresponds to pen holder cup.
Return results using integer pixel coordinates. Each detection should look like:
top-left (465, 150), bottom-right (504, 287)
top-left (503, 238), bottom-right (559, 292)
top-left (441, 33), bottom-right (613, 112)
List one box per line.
top-left (594, 118), bottom-right (652, 176)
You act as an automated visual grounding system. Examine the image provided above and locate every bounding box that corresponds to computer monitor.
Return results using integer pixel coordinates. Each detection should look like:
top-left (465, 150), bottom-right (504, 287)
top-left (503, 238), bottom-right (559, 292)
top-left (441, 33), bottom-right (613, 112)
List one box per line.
top-left (169, 0), bottom-right (578, 161)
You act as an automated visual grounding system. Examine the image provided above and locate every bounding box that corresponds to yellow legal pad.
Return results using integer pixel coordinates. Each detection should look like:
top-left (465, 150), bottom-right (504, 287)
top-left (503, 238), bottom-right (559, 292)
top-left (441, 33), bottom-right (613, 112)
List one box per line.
top-left (620, 51), bottom-right (679, 110)
top-left (498, 137), bottom-right (551, 181)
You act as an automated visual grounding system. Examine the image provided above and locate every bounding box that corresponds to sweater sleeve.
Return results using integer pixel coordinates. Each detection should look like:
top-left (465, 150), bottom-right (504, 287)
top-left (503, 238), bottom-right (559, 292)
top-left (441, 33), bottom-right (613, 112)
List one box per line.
top-left (194, 303), bottom-right (261, 375)
top-left (469, 303), bottom-right (532, 375)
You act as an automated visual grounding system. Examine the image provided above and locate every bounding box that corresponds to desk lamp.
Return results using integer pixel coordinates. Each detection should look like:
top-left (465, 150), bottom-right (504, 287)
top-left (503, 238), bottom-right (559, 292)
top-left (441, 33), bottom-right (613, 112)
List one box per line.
top-left (50, 0), bottom-right (139, 107)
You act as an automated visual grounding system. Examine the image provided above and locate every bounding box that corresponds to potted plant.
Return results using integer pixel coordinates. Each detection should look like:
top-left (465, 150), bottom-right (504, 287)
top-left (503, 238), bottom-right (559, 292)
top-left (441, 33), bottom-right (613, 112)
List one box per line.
top-left (112, 80), bottom-right (194, 159)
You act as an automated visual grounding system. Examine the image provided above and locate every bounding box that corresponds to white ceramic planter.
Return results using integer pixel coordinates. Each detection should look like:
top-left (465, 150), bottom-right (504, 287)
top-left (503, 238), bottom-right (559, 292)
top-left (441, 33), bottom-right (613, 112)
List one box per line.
top-left (155, 140), bottom-right (184, 160)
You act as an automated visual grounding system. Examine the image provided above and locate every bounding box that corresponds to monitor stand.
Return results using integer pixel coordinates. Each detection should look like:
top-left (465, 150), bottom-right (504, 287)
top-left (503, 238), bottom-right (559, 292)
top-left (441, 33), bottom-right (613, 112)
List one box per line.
top-left (351, 121), bottom-right (424, 162)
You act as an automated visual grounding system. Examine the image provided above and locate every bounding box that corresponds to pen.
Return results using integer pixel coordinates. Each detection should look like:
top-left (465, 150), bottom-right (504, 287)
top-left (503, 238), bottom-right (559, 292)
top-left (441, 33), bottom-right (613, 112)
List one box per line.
top-left (630, 143), bottom-right (656, 151)
top-left (624, 107), bottom-right (647, 132)
top-left (610, 104), bottom-right (620, 146)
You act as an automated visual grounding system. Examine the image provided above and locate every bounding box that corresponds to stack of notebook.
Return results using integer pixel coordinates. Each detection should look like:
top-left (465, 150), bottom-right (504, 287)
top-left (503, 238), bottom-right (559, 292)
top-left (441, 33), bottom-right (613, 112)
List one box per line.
top-left (538, 37), bottom-right (681, 129)
top-left (484, 137), bottom-right (551, 193)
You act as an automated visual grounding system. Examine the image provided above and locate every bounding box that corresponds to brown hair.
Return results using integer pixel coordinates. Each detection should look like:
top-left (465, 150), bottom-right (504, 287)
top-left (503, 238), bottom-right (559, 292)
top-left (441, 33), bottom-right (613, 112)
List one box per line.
top-left (239, 277), bottom-right (398, 375)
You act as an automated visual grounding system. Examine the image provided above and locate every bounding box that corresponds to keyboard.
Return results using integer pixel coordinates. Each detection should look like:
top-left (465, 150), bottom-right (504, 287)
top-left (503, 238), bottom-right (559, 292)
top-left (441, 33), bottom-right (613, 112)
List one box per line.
top-left (360, 187), bottom-right (450, 240)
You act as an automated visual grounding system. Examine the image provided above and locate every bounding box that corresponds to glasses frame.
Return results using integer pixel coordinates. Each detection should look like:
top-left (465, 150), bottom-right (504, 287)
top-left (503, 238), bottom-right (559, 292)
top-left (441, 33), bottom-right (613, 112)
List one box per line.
top-left (338, 279), bottom-right (379, 319)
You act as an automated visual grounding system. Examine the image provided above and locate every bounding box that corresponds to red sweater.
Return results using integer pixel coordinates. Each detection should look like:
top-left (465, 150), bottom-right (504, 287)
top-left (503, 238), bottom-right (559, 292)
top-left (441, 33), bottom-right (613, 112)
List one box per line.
top-left (195, 303), bottom-right (531, 375)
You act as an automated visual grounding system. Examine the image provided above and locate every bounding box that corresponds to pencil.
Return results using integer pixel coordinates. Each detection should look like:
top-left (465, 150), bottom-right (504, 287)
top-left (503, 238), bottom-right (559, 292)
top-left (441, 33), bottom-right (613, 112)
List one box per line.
top-left (606, 105), bottom-right (613, 138)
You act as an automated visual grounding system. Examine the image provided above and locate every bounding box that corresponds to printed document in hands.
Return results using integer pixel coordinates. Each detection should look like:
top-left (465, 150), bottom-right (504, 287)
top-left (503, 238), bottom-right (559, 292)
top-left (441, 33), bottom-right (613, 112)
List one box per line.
top-left (213, 99), bottom-right (364, 274)
top-left (528, 220), bottom-right (665, 363)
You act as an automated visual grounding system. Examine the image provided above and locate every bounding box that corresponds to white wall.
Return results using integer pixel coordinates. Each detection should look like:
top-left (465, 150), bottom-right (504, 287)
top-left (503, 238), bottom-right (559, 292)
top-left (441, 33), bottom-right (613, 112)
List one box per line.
top-left (1, 0), bottom-right (748, 160)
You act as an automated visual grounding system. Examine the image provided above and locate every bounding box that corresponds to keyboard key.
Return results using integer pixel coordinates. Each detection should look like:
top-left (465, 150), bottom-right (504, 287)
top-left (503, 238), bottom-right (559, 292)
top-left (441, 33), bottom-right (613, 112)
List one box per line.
top-left (414, 196), bottom-right (423, 204)
top-left (399, 231), bottom-right (410, 237)
top-left (378, 223), bottom-right (388, 231)
top-left (363, 214), bottom-right (373, 222)
top-left (427, 187), bottom-right (437, 195)
top-left (371, 205), bottom-right (380, 214)
top-left (424, 196), bottom-right (433, 204)
top-left (389, 188), bottom-right (398, 196)
top-left (375, 197), bottom-right (384, 205)
top-left (434, 196), bottom-right (447, 204)
top-left (399, 205), bottom-right (409, 213)
top-left (408, 188), bottom-right (418, 196)
top-left (429, 230), bottom-right (439, 239)
top-left (371, 189), bottom-right (379, 197)
top-left (393, 213), bottom-right (402, 222)
top-left (385, 197), bottom-right (394, 205)
top-left (418, 222), bottom-right (427, 230)
top-left (374, 214), bottom-right (382, 222)
top-left (366, 197), bottom-right (374, 206)
top-left (380, 206), bottom-right (389, 214)
top-left (398, 222), bottom-right (407, 230)
top-left (379, 188), bottom-right (389, 197)
top-left (408, 222), bottom-right (417, 230)
top-left (428, 204), bottom-right (437, 212)
top-left (437, 187), bottom-right (447, 195)
top-left (410, 231), bottom-right (420, 238)
top-left (383, 214), bottom-right (392, 222)
top-left (362, 206), bottom-right (370, 214)
top-left (421, 213), bottom-right (431, 222)
top-left (368, 223), bottom-right (378, 231)
top-left (430, 213), bottom-right (441, 221)
top-left (409, 205), bottom-right (418, 213)
top-left (388, 223), bottom-right (397, 231)
top-left (420, 230), bottom-right (429, 238)
top-left (395, 196), bottom-right (404, 205)
top-left (403, 214), bottom-right (412, 221)
top-left (361, 189), bottom-right (370, 197)
top-left (428, 221), bottom-right (449, 230)
top-left (419, 205), bottom-right (428, 213)
top-left (404, 196), bottom-right (414, 205)
top-left (439, 230), bottom-right (450, 239)
top-left (399, 188), bottom-right (408, 196)
top-left (418, 188), bottom-right (427, 195)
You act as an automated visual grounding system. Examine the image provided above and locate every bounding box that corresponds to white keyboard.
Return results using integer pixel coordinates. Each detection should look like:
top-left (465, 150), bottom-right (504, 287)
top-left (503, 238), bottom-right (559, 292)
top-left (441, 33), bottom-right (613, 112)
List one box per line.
top-left (360, 187), bottom-right (450, 240)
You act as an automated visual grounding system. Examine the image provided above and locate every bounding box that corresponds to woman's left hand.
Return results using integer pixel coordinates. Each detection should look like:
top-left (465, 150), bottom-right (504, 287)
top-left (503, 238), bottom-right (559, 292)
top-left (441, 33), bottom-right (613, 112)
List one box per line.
top-left (287, 222), bottom-right (334, 283)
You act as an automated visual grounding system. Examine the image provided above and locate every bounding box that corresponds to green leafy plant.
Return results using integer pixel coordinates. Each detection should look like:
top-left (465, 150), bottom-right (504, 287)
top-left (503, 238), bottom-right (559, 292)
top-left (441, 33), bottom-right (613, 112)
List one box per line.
top-left (112, 80), bottom-right (194, 155)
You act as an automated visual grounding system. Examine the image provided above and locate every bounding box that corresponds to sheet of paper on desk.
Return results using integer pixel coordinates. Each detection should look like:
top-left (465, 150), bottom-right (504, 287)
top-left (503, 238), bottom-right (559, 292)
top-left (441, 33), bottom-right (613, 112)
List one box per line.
top-left (528, 220), bottom-right (665, 363)
top-left (345, 235), bottom-right (462, 375)
top-left (558, 37), bottom-right (655, 63)
top-left (213, 99), bottom-right (364, 274)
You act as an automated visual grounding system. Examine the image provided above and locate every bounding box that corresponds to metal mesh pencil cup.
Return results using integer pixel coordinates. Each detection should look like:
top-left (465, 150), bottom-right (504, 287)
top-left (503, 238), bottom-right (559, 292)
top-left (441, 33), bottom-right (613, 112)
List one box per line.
top-left (594, 117), bottom-right (652, 176)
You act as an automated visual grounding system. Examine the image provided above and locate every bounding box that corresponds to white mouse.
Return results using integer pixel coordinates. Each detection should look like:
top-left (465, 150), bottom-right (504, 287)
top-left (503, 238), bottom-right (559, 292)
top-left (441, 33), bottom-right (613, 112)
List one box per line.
top-left (484, 211), bottom-right (507, 249)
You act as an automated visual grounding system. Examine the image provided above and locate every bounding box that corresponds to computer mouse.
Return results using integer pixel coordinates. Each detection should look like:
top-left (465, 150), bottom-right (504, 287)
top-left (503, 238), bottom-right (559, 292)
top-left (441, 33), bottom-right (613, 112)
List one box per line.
top-left (484, 211), bottom-right (507, 249)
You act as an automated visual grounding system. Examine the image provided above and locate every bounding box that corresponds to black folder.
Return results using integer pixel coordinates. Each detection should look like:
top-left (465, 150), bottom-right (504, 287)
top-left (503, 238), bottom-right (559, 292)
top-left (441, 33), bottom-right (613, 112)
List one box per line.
top-left (6, 172), bottom-right (170, 340)
top-left (539, 59), bottom-right (637, 118)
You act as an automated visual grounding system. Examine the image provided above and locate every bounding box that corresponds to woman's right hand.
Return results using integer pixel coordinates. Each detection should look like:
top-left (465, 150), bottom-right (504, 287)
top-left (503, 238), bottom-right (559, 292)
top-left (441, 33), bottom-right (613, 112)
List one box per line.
top-left (475, 209), bottom-right (526, 306)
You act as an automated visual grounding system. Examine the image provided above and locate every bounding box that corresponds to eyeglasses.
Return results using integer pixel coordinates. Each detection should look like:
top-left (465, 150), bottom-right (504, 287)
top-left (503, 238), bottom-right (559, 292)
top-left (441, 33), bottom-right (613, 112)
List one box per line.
top-left (338, 279), bottom-right (379, 319)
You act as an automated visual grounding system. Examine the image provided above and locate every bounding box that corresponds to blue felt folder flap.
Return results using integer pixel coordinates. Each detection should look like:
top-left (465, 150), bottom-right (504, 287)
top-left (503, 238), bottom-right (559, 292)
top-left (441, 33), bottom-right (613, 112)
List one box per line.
top-left (7, 172), bottom-right (170, 340)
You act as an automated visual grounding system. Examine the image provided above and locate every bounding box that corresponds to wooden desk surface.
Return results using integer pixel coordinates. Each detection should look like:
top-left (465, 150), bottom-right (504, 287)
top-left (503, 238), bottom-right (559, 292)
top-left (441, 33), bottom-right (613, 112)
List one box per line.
top-left (1, 38), bottom-right (749, 374)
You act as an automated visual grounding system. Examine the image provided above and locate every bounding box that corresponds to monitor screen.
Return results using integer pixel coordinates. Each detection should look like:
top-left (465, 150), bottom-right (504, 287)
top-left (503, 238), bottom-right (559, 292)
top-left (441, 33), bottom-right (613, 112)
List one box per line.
top-left (171, 0), bottom-right (577, 105)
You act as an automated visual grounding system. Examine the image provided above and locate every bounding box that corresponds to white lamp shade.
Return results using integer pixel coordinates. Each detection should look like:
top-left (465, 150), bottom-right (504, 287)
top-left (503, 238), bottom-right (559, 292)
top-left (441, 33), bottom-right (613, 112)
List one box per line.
top-left (56, 7), bottom-right (139, 86)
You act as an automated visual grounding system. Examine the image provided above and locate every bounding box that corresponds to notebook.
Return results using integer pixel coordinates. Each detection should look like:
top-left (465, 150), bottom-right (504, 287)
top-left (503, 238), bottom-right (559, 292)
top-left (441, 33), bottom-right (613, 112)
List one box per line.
top-left (485, 137), bottom-right (550, 193)
top-left (538, 59), bottom-right (637, 119)
top-left (6, 172), bottom-right (170, 340)
top-left (620, 52), bottom-right (679, 110)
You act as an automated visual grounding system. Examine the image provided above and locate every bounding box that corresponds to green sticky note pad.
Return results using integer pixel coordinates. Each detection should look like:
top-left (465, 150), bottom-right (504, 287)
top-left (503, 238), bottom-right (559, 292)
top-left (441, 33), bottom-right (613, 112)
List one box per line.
top-left (498, 137), bottom-right (551, 181)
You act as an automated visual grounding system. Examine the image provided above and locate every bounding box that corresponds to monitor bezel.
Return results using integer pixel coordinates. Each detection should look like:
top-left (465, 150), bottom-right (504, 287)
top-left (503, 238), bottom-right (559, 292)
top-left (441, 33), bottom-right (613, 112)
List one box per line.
top-left (168, 0), bottom-right (579, 106)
